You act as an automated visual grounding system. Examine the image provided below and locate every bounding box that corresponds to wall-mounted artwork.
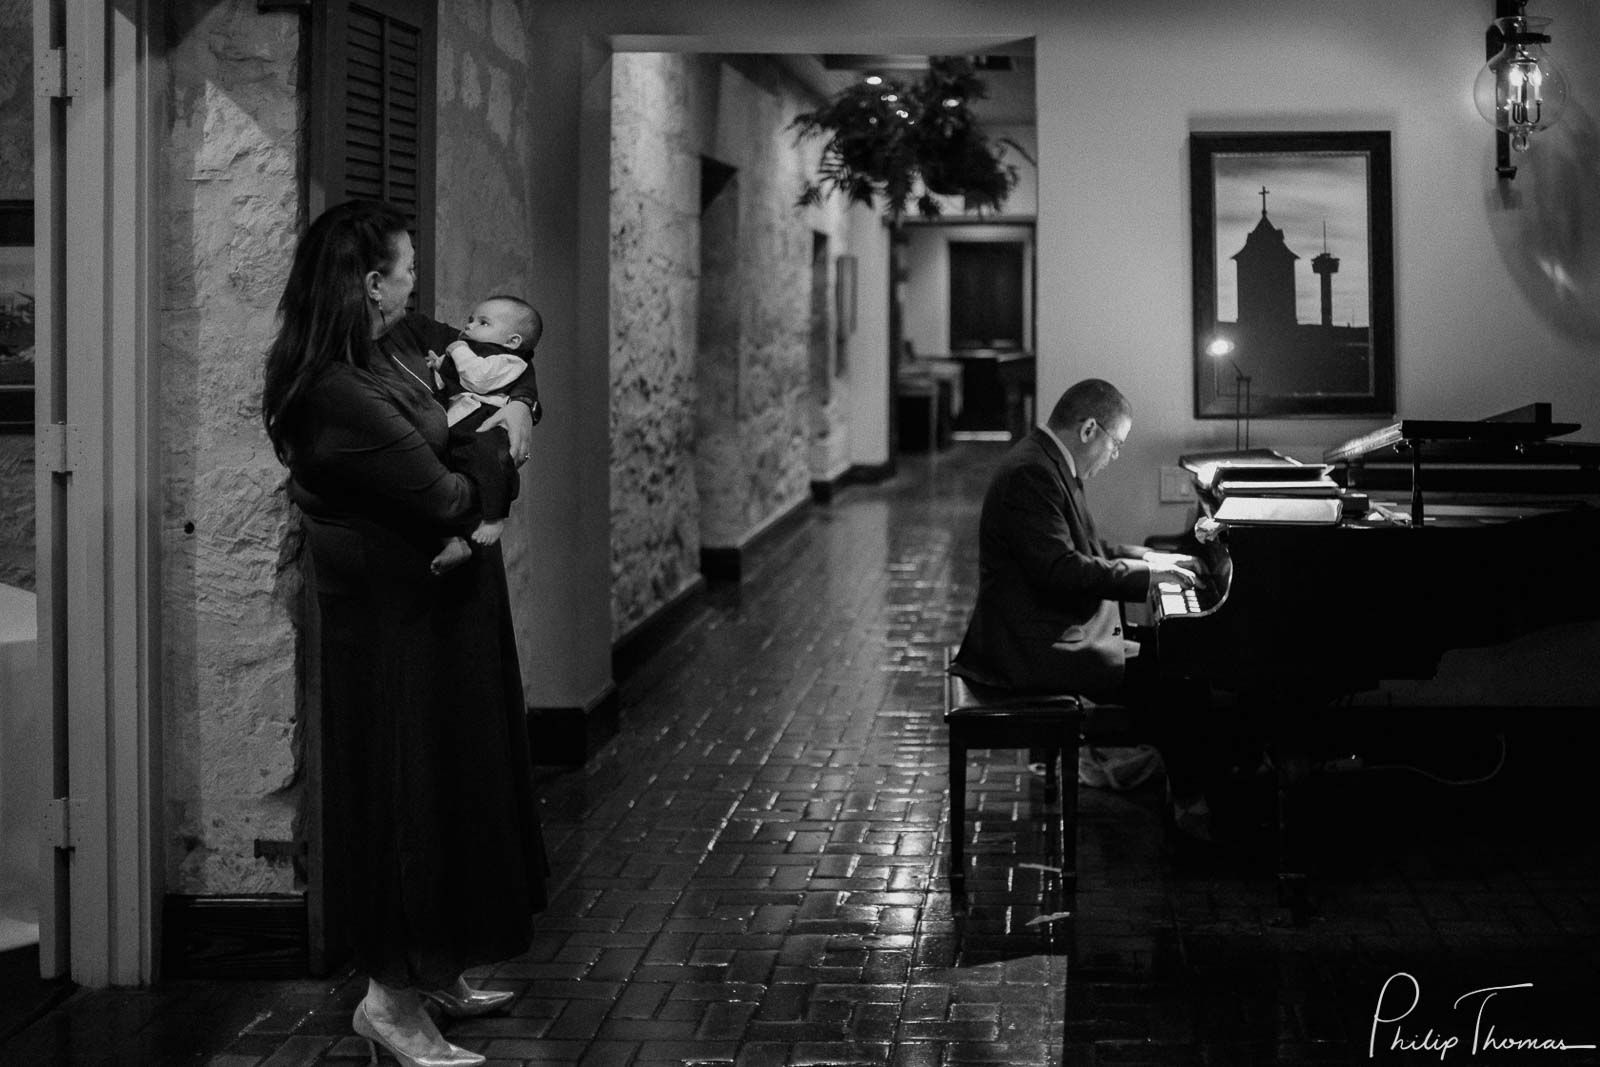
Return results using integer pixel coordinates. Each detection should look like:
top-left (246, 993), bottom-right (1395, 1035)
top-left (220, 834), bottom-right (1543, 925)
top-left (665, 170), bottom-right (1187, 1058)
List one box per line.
top-left (835, 253), bottom-right (857, 376)
top-left (0, 200), bottom-right (34, 434)
top-left (1190, 132), bottom-right (1394, 419)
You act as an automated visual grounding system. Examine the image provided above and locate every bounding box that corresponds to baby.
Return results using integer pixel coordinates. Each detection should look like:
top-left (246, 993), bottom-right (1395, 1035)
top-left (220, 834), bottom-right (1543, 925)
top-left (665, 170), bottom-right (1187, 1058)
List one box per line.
top-left (427, 295), bottom-right (544, 575)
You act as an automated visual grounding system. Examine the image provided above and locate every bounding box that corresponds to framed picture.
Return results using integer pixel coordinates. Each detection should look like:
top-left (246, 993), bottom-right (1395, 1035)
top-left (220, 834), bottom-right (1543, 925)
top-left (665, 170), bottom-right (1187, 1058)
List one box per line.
top-left (0, 200), bottom-right (35, 434)
top-left (1190, 132), bottom-right (1394, 419)
top-left (834, 253), bottom-right (857, 376)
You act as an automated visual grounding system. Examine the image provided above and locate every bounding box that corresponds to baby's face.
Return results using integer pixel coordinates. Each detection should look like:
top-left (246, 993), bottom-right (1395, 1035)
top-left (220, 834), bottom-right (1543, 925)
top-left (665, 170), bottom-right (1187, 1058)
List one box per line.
top-left (460, 300), bottom-right (522, 347)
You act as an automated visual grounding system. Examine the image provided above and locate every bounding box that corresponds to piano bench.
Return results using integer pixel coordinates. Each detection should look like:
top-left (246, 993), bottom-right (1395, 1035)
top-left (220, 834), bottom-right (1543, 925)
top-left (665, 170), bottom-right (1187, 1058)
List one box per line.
top-left (943, 648), bottom-right (1086, 892)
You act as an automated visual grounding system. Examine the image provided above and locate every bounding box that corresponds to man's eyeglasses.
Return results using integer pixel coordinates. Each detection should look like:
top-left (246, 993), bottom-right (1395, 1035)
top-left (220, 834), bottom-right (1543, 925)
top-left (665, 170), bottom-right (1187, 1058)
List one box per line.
top-left (1093, 421), bottom-right (1126, 457)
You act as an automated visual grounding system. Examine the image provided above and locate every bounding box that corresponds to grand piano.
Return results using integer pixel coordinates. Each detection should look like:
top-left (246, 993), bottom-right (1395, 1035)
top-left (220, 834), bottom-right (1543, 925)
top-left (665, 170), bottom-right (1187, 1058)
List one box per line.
top-left (1147, 403), bottom-right (1600, 920)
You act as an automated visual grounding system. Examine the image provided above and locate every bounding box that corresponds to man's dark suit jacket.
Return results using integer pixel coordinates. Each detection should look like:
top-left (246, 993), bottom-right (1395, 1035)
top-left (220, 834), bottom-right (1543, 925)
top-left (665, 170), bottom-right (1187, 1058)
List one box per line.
top-left (952, 428), bottom-right (1151, 699)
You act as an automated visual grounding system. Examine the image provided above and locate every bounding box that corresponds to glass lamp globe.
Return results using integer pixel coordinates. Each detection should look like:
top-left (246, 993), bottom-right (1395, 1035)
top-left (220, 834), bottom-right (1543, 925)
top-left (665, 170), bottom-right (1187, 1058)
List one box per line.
top-left (1473, 15), bottom-right (1568, 152)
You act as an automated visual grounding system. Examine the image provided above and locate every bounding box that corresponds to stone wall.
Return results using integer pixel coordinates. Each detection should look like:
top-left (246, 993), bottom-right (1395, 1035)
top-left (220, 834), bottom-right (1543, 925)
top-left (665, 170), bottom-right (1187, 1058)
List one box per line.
top-left (0, 438), bottom-right (26, 591)
top-left (609, 53), bottom-right (847, 640)
top-left (696, 59), bottom-right (835, 550)
top-left (0, 0), bottom-right (33, 591)
top-left (609, 54), bottom-right (704, 640)
top-left (0, 0), bottom-right (26, 194)
top-left (160, 0), bottom-right (302, 893)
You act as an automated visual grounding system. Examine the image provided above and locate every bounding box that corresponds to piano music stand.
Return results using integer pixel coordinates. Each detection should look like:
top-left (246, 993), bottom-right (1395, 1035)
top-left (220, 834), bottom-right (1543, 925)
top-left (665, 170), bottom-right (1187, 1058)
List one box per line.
top-left (1325, 409), bottom-right (1581, 526)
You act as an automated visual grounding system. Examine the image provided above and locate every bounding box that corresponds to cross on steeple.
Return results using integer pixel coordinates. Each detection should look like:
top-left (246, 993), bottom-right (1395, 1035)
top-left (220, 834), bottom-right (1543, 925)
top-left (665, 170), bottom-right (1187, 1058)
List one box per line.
top-left (1259, 185), bottom-right (1270, 217)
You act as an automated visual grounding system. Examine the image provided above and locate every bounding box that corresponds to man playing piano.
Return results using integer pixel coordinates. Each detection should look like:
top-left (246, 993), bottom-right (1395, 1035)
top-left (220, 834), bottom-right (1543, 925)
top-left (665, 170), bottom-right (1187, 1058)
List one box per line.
top-left (950, 378), bottom-right (1217, 841)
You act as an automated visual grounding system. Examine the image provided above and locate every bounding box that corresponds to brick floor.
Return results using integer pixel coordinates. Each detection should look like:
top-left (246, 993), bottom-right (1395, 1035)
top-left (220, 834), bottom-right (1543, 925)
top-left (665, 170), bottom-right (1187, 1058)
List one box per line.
top-left (3, 442), bottom-right (1597, 1065)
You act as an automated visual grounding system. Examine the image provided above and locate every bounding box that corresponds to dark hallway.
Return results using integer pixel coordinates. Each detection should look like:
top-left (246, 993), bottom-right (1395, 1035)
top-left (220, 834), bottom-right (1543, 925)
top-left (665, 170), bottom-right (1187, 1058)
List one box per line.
top-left (3, 442), bottom-right (1596, 1066)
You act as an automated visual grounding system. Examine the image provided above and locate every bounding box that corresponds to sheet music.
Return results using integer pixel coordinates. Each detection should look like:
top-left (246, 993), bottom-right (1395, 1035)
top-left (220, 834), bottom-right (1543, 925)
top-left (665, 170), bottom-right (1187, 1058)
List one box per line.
top-left (1214, 496), bottom-right (1342, 525)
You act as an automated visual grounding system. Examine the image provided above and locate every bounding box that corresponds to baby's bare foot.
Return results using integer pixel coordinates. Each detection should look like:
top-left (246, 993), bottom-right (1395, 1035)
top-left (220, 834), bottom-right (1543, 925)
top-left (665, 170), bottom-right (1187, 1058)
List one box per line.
top-left (471, 520), bottom-right (504, 546)
top-left (430, 537), bottom-right (472, 575)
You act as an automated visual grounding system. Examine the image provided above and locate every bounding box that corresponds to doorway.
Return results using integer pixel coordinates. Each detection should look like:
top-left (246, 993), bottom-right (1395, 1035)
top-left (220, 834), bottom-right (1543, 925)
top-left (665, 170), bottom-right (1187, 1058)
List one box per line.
top-left (949, 240), bottom-right (1026, 351)
top-left (900, 222), bottom-right (1037, 443)
top-left (948, 237), bottom-right (1034, 439)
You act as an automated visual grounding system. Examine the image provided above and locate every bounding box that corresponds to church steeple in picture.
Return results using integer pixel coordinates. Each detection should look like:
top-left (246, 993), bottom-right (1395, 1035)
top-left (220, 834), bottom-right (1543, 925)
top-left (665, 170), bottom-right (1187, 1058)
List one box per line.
top-left (1232, 186), bottom-right (1299, 329)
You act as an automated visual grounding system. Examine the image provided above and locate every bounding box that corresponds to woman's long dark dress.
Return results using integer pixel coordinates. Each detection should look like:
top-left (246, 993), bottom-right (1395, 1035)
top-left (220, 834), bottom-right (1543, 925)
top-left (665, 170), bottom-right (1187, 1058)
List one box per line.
top-left (287, 316), bottom-right (547, 988)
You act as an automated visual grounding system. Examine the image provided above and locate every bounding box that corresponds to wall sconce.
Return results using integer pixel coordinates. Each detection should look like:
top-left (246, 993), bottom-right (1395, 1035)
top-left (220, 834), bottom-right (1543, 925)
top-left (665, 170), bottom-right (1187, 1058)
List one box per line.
top-left (1474, 0), bottom-right (1568, 179)
top-left (1207, 338), bottom-right (1251, 451)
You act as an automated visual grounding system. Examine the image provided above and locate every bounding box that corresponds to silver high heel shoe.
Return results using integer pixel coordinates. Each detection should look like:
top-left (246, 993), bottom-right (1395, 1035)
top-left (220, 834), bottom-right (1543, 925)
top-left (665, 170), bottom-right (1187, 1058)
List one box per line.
top-left (421, 984), bottom-right (516, 1019)
top-left (351, 1001), bottom-right (486, 1067)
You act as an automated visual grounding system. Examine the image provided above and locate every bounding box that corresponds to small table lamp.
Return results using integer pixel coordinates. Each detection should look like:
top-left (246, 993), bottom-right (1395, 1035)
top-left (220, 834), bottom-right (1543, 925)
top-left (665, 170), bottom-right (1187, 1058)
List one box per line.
top-left (1207, 338), bottom-right (1251, 451)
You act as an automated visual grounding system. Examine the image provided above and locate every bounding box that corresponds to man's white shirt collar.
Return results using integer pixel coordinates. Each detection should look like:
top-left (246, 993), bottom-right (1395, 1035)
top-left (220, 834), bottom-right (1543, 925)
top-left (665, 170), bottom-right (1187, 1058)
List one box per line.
top-left (1040, 424), bottom-right (1077, 479)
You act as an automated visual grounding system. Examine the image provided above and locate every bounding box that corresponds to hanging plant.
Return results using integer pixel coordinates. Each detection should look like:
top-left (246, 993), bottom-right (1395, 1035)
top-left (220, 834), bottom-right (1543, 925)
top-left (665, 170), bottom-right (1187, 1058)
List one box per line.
top-left (792, 57), bottom-right (1023, 221)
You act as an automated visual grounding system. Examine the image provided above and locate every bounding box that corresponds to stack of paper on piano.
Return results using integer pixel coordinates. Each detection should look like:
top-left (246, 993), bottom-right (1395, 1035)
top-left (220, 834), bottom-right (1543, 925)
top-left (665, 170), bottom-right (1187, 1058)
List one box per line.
top-left (1214, 495), bottom-right (1343, 525)
top-left (1209, 460), bottom-right (1339, 500)
top-left (1189, 457), bottom-right (1332, 491)
top-left (1214, 477), bottom-right (1339, 498)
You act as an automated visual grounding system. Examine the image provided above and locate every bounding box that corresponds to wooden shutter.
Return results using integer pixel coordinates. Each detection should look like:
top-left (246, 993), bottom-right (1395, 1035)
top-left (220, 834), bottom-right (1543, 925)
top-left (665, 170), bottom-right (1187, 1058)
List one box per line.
top-left (309, 0), bottom-right (437, 314)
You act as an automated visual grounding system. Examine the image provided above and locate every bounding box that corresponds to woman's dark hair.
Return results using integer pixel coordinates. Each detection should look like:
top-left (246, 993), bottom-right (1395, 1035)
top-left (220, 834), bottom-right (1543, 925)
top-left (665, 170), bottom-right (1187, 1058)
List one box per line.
top-left (262, 199), bottom-right (411, 461)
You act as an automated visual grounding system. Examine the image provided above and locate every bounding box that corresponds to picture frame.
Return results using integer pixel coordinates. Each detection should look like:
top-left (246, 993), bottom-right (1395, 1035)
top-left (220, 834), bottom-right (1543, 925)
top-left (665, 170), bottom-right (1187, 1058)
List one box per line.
top-left (1190, 132), bottom-right (1394, 419)
top-left (0, 199), bottom-right (35, 434)
top-left (834, 253), bottom-right (857, 376)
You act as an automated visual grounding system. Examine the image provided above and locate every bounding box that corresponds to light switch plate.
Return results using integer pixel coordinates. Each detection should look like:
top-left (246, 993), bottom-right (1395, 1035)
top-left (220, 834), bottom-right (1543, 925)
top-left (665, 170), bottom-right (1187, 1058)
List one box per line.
top-left (1159, 466), bottom-right (1196, 503)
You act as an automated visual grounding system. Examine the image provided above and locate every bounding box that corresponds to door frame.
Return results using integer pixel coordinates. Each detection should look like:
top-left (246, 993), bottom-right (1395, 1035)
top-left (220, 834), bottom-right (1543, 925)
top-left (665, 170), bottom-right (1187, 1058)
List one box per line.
top-left (33, 0), bottom-right (164, 986)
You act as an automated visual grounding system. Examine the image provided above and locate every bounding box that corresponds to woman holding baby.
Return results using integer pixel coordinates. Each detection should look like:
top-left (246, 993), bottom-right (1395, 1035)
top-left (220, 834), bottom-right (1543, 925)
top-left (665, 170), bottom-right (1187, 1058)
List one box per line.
top-left (261, 199), bottom-right (546, 1067)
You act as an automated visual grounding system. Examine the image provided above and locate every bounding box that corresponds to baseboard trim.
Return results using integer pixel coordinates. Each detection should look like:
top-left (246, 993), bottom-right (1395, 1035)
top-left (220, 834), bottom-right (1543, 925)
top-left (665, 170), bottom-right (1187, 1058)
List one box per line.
top-left (812, 461), bottom-right (896, 504)
top-left (699, 545), bottom-right (743, 583)
top-left (613, 575), bottom-right (707, 682)
top-left (530, 683), bottom-right (619, 766)
top-left (809, 464), bottom-right (851, 504)
top-left (161, 894), bottom-right (308, 979)
top-left (847, 460), bottom-right (896, 486)
top-left (699, 494), bottom-right (813, 583)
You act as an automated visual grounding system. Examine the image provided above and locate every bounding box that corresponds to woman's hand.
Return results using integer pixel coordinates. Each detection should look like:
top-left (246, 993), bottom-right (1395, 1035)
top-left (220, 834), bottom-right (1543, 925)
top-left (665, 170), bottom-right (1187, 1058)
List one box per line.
top-left (479, 399), bottom-right (534, 466)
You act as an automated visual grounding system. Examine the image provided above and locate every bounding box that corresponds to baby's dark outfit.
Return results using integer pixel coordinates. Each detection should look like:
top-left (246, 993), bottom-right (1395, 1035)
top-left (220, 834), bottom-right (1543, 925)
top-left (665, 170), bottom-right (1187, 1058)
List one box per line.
top-left (434, 338), bottom-right (542, 525)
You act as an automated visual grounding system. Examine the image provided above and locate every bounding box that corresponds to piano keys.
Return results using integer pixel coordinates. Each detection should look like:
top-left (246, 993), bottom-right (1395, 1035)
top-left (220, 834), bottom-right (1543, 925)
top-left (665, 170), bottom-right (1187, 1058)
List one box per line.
top-left (1154, 580), bottom-right (1202, 618)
